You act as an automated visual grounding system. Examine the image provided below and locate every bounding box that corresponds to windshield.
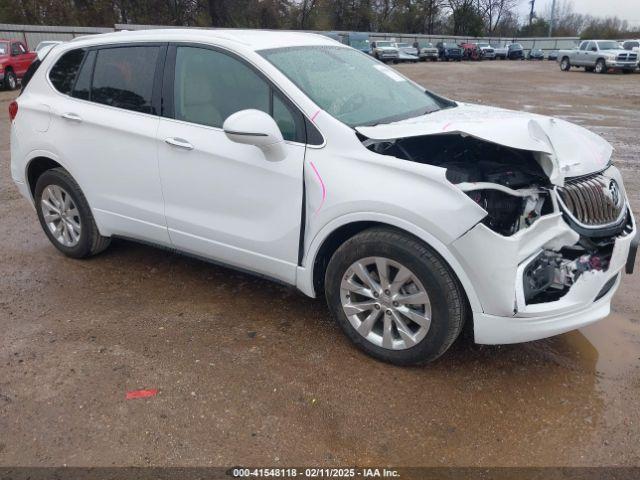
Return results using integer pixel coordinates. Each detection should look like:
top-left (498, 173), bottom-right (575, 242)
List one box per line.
top-left (477, 43), bottom-right (489, 48)
top-left (597, 41), bottom-right (619, 50)
top-left (0, 42), bottom-right (8, 55)
top-left (396, 43), bottom-right (410, 48)
top-left (376, 41), bottom-right (392, 47)
top-left (419, 42), bottom-right (434, 48)
top-left (509, 44), bottom-right (523, 50)
top-left (260, 46), bottom-right (445, 127)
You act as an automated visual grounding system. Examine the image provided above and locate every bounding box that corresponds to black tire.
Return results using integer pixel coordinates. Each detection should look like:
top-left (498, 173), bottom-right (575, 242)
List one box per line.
top-left (595, 59), bottom-right (607, 74)
top-left (622, 69), bottom-right (633, 74)
top-left (560, 57), bottom-right (571, 71)
top-left (325, 227), bottom-right (466, 365)
top-left (34, 168), bottom-right (111, 259)
top-left (4, 69), bottom-right (17, 90)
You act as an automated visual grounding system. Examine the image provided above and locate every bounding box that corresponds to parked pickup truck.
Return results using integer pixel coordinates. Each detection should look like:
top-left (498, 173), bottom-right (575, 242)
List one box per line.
top-left (559, 40), bottom-right (638, 74)
top-left (0, 39), bottom-right (37, 90)
top-left (370, 40), bottom-right (399, 62)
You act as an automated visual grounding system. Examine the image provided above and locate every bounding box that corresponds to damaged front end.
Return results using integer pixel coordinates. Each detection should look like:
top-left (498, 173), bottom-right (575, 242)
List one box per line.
top-left (360, 125), bottom-right (635, 325)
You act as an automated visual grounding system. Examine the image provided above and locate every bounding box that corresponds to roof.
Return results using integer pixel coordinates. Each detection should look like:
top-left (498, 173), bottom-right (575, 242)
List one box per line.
top-left (70, 28), bottom-right (342, 51)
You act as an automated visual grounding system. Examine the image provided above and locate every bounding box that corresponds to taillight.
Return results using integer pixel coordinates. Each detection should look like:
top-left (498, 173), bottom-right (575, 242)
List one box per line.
top-left (8, 101), bottom-right (18, 121)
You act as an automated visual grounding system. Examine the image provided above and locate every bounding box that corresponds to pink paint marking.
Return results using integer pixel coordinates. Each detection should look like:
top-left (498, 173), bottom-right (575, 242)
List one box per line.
top-left (442, 122), bottom-right (452, 132)
top-left (125, 389), bottom-right (158, 400)
top-left (311, 109), bottom-right (321, 123)
top-left (309, 161), bottom-right (326, 215)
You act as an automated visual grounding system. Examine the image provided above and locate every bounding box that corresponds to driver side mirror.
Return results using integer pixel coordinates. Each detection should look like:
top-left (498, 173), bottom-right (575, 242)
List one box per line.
top-left (223, 109), bottom-right (286, 162)
top-left (591, 47), bottom-right (597, 52)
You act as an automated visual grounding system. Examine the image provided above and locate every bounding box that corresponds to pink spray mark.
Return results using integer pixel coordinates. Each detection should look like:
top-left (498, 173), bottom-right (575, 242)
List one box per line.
top-left (442, 122), bottom-right (453, 132)
top-left (311, 109), bottom-right (321, 123)
top-left (309, 161), bottom-right (326, 215)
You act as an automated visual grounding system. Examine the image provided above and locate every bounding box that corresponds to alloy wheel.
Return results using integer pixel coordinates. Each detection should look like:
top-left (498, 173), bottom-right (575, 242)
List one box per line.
top-left (40, 185), bottom-right (82, 247)
top-left (339, 256), bottom-right (432, 350)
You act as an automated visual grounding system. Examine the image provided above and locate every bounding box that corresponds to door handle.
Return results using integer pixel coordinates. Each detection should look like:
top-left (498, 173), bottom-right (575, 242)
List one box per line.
top-left (164, 137), bottom-right (194, 150)
top-left (61, 112), bottom-right (82, 122)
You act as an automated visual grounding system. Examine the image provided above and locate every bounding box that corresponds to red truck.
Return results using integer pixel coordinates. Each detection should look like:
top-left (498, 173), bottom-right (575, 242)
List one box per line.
top-left (0, 39), bottom-right (37, 90)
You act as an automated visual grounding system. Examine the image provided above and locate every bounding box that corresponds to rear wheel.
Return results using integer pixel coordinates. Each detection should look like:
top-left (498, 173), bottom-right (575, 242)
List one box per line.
top-left (325, 227), bottom-right (466, 365)
top-left (35, 168), bottom-right (111, 258)
top-left (4, 70), bottom-right (17, 90)
top-left (595, 59), bottom-right (607, 74)
top-left (560, 57), bottom-right (571, 71)
top-left (622, 69), bottom-right (634, 74)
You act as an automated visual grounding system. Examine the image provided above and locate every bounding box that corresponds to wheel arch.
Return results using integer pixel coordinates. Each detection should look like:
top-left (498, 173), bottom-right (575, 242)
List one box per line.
top-left (25, 154), bottom-right (66, 201)
top-left (297, 213), bottom-right (482, 315)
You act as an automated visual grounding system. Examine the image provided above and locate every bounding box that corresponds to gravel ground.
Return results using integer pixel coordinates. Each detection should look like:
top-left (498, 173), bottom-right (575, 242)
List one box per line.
top-left (0, 60), bottom-right (639, 468)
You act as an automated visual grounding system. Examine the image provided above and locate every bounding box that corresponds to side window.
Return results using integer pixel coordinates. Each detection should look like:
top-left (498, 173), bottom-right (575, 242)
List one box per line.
top-left (49, 48), bottom-right (86, 95)
top-left (587, 42), bottom-right (596, 51)
top-left (273, 92), bottom-right (304, 143)
top-left (72, 50), bottom-right (96, 100)
top-left (579, 41), bottom-right (588, 51)
top-left (11, 42), bottom-right (25, 55)
top-left (172, 46), bottom-right (308, 143)
top-left (173, 46), bottom-right (269, 128)
top-left (91, 46), bottom-right (160, 114)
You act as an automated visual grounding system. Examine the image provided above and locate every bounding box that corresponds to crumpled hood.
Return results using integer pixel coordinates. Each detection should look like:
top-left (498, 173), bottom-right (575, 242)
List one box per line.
top-left (356, 103), bottom-right (613, 186)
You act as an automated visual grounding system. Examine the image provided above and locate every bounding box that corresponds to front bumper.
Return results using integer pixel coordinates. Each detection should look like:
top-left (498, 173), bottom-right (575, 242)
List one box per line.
top-left (449, 169), bottom-right (636, 344)
top-left (606, 60), bottom-right (637, 68)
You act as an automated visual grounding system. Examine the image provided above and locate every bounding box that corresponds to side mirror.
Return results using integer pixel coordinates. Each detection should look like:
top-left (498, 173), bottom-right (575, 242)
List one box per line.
top-left (591, 47), bottom-right (597, 52)
top-left (223, 109), bottom-right (286, 161)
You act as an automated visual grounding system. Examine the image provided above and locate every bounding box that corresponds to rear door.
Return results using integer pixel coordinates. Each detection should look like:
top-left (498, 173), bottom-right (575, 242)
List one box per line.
top-left (46, 44), bottom-right (171, 245)
top-left (156, 44), bottom-right (307, 283)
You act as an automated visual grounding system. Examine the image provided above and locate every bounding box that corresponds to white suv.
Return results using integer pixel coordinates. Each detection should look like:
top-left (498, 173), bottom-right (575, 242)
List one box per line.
top-left (10, 29), bottom-right (638, 365)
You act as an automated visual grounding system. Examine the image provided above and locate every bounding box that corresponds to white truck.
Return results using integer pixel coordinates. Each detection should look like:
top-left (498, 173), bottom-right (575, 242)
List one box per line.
top-left (558, 39), bottom-right (638, 74)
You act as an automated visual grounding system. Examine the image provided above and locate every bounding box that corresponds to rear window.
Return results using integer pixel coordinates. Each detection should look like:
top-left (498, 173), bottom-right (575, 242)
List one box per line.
top-left (91, 46), bottom-right (160, 114)
top-left (49, 48), bottom-right (86, 95)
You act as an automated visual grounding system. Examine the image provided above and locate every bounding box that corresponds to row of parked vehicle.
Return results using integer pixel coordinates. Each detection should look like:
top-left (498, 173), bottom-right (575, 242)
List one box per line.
top-left (370, 39), bottom-right (560, 63)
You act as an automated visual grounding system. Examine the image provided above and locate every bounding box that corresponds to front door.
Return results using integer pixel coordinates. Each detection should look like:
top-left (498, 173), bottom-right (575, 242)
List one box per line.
top-left (157, 45), bottom-right (306, 284)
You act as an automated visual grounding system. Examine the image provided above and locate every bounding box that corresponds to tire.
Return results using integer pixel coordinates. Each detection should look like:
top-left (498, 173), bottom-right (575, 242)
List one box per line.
top-left (4, 70), bottom-right (17, 90)
top-left (34, 168), bottom-right (111, 259)
top-left (325, 227), bottom-right (466, 365)
top-left (595, 59), bottom-right (607, 74)
top-left (560, 57), bottom-right (571, 71)
top-left (622, 69), bottom-right (633, 74)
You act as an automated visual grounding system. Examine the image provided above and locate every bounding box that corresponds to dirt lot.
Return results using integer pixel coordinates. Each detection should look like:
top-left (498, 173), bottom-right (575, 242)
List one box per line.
top-left (1, 60), bottom-right (639, 468)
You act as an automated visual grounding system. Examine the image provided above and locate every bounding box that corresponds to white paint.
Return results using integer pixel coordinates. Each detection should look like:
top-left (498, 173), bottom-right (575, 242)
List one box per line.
top-left (10, 29), bottom-right (636, 351)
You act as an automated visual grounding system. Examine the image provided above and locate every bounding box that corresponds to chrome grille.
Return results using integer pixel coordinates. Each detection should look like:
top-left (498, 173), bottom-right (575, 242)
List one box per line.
top-left (617, 53), bottom-right (637, 61)
top-left (557, 174), bottom-right (626, 228)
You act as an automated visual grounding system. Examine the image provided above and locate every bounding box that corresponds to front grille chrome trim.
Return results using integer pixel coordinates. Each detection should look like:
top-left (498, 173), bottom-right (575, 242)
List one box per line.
top-left (555, 173), bottom-right (628, 232)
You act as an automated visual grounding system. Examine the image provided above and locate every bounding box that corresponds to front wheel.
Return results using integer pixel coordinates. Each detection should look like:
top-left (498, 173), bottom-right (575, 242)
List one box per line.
top-left (4, 70), bottom-right (17, 90)
top-left (325, 228), bottom-right (466, 365)
top-left (560, 57), bottom-right (571, 71)
top-left (595, 59), bottom-right (607, 74)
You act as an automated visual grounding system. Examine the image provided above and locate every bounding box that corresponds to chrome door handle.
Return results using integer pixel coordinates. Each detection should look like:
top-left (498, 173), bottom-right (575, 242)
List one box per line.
top-left (164, 137), bottom-right (194, 150)
top-left (61, 112), bottom-right (82, 122)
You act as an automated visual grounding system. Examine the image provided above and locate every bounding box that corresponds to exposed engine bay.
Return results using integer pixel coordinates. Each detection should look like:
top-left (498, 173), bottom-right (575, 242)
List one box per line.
top-left (364, 133), bottom-right (630, 306)
top-left (365, 134), bottom-right (553, 236)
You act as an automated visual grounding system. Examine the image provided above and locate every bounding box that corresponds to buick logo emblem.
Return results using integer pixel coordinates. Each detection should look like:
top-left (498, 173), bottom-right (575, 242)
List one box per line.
top-left (608, 179), bottom-right (622, 207)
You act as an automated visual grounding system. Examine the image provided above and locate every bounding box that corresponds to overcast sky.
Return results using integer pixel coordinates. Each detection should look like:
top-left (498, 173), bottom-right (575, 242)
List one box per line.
top-left (518, 0), bottom-right (640, 27)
